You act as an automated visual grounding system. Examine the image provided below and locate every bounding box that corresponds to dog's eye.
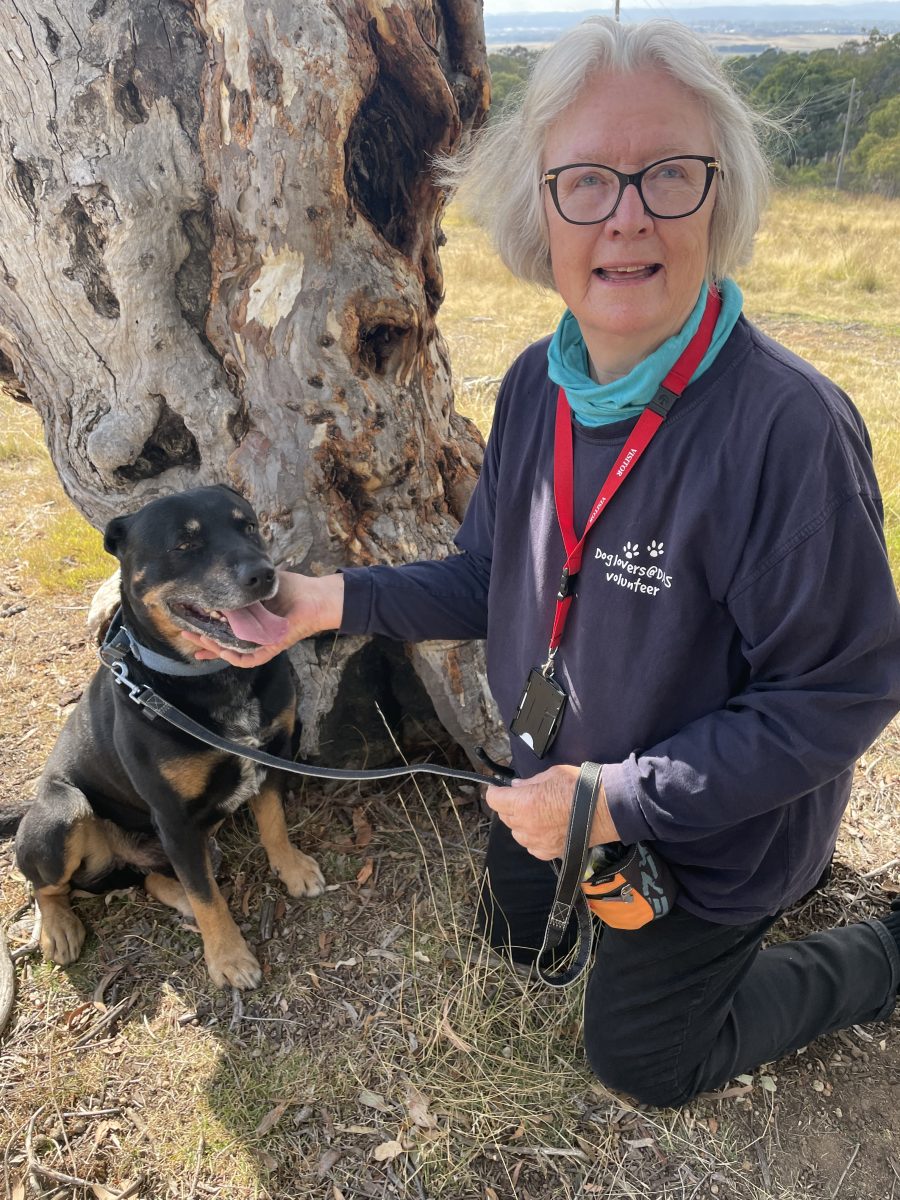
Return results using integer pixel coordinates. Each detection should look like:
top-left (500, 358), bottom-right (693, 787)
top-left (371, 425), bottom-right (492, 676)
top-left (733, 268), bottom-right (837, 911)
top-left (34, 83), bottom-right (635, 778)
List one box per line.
top-left (174, 541), bottom-right (197, 553)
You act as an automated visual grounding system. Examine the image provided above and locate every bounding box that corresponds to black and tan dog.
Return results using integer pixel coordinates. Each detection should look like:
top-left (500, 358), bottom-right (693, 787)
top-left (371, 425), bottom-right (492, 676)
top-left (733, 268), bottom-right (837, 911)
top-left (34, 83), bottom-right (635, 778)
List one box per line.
top-left (15, 485), bottom-right (324, 989)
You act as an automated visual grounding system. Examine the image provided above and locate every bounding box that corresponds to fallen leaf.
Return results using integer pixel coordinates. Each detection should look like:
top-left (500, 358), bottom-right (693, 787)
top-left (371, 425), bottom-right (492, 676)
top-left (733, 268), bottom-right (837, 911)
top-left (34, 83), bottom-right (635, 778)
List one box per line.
top-left (359, 1087), bottom-right (391, 1112)
top-left (333, 1188), bottom-right (347, 1200)
top-left (318, 1149), bottom-right (341, 1175)
top-left (93, 1119), bottom-right (123, 1149)
top-left (258, 1150), bottom-right (277, 1171)
top-left (90, 1185), bottom-right (136, 1200)
top-left (352, 807), bottom-right (373, 848)
top-left (406, 1084), bottom-right (437, 1130)
top-left (356, 858), bottom-right (374, 886)
top-left (255, 1102), bottom-right (288, 1136)
top-left (707, 1117), bottom-right (719, 1135)
top-left (716, 1083), bottom-right (754, 1100)
top-left (373, 1139), bottom-right (404, 1162)
top-left (759, 1075), bottom-right (777, 1093)
top-left (11, 1182), bottom-right (25, 1200)
top-left (486, 1188), bottom-right (500, 1200)
top-left (92, 966), bottom-right (124, 1009)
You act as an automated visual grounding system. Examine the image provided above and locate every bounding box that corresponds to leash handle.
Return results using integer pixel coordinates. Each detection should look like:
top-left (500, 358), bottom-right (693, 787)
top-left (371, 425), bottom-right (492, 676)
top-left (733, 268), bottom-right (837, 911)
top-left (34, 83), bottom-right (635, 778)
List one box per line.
top-left (534, 761), bottom-right (603, 988)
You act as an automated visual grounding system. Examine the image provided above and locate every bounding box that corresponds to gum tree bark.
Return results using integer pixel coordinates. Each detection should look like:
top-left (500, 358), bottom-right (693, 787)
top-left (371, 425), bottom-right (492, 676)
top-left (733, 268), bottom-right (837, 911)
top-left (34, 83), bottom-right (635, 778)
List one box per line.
top-left (0, 0), bottom-right (505, 764)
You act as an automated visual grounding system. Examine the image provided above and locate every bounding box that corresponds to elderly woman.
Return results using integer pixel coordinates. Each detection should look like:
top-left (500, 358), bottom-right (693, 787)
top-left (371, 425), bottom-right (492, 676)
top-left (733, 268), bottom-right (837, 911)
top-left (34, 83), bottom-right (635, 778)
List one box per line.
top-left (189, 18), bottom-right (900, 1106)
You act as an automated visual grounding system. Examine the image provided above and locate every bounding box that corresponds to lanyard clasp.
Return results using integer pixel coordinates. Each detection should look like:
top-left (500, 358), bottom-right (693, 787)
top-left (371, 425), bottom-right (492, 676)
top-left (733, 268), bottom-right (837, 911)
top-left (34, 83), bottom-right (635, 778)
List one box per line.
top-left (557, 567), bottom-right (578, 601)
top-left (541, 646), bottom-right (558, 678)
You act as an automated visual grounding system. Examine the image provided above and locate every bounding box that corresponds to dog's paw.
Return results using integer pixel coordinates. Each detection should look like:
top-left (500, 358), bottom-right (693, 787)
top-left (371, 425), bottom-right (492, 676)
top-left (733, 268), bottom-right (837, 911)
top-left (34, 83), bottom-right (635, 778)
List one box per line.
top-left (278, 850), bottom-right (326, 898)
top-left (206, 939), bottom-right (262, 990)
top-left (40, 908), bottom-right (86, 964)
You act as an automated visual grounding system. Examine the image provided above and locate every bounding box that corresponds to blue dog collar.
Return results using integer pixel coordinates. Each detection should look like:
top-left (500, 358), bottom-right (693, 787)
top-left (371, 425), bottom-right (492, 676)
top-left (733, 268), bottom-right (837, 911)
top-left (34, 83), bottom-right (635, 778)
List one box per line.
top-left (103, 610), bottom-right (231, 677)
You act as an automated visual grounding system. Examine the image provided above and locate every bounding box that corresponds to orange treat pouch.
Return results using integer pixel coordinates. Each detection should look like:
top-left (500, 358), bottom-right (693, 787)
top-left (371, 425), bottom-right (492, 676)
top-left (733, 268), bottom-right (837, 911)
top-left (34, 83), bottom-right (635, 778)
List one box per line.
top-left (581, 841), bottom-right (678, 930)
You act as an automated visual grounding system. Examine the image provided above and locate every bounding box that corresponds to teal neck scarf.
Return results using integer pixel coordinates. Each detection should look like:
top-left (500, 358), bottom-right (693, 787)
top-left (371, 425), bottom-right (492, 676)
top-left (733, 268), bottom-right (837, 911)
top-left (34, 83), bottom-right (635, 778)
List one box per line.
top-left (546, 278), bottom-right (743, 428)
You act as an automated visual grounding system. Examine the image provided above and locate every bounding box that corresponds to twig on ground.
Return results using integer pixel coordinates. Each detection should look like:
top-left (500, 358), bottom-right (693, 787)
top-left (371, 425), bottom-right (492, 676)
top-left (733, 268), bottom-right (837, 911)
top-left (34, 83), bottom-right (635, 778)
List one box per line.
top-left (755, 1142), bottom-right (772, 1191)
top-left (28, 1159), bottom-right (140, 1198)
top-left (0, 929), bottom-right (15, 1038)
top-left (830, 1142), bottom-right (860, 1199)
top-left (861, 857), bottom-right (900, 879)
top-left (9, 904), bottom-right (42, 961)
top-left (70, 996), bottom-right (135, 1051)
top-left (229, 987), bottom-right (244, 1031)
top-left (189, 1136), bottom-right (205, 1198)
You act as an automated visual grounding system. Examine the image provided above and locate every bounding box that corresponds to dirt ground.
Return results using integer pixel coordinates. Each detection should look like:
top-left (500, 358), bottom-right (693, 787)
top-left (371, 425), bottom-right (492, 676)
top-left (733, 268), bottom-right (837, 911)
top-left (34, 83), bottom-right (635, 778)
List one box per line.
top-left (0, 450), bottom-right (898, 1198)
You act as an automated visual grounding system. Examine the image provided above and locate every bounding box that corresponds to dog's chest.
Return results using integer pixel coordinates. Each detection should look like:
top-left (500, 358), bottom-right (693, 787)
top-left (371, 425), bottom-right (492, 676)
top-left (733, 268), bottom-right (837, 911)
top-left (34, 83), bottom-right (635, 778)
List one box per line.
top-left (211, 697), bottom-right (271, 813)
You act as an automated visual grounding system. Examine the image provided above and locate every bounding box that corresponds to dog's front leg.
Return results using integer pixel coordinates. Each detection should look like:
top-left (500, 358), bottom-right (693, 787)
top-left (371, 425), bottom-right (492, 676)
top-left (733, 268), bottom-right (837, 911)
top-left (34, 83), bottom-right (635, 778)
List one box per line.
top-left (157, 825), bottom-right (261, 990)
top-left (250, 779), bottom-right (325, 898)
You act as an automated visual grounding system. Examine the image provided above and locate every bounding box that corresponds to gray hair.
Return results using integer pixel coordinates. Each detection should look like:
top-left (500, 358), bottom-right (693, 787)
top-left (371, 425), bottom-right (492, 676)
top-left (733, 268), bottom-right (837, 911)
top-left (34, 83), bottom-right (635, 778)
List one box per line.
top-left (440, 18), bottom-right (776, 287)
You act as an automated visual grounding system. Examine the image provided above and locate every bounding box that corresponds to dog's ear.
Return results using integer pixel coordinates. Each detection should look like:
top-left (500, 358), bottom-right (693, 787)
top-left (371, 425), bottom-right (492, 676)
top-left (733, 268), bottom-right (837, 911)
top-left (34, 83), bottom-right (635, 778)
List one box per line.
top-left (103, 513), bottom-right (135, 560)
top-left (217, 484), bottom-right (246, 502)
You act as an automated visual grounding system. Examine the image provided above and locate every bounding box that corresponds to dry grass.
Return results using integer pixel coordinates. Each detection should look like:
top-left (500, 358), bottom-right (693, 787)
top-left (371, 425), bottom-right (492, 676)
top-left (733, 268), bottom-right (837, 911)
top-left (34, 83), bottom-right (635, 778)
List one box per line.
top-left (0, 401), bottom-right (108, 595)
top-left (1, 187), bottom-right (899, 1199)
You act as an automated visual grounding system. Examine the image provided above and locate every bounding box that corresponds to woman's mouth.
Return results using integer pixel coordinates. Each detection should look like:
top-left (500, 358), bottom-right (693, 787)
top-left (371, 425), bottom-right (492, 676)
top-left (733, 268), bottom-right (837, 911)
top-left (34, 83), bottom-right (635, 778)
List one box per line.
top-left (594, 264), bottom-right (662, 281)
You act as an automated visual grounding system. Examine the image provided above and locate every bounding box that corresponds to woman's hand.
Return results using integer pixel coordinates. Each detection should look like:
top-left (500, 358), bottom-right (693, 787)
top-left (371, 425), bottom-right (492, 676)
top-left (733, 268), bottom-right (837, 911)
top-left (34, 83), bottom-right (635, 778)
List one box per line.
top-left (485, 763), bottom-right (620, 860)
top-left (181, 570), bottom-right (345, 668)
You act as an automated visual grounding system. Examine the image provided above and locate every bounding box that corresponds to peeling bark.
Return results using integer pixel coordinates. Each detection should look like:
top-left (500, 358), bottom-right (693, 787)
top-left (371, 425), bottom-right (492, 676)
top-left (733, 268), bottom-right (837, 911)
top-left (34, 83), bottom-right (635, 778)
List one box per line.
top-left (0, 0), bottom-right (505, 764)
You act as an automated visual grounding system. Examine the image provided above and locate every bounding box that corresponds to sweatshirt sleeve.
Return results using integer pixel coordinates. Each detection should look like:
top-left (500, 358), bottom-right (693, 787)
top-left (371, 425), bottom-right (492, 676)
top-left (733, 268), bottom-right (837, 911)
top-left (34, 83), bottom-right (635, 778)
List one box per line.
top-left (605, 486), bottom-right (900, 845)
top-left (339, 551), bottom-right (490, 640)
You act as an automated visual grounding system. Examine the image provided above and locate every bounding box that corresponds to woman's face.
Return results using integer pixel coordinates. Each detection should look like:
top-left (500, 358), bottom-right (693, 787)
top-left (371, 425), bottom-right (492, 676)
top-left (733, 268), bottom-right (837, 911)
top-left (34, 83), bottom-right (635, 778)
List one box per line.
top-left (542, 68), bottom-right (718, 376)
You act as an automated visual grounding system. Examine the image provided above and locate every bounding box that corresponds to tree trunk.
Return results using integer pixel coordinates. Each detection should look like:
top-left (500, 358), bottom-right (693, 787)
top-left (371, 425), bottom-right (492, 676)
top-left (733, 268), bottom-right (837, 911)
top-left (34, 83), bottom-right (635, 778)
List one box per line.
top-left (0, 0), bottom-right (506, 765)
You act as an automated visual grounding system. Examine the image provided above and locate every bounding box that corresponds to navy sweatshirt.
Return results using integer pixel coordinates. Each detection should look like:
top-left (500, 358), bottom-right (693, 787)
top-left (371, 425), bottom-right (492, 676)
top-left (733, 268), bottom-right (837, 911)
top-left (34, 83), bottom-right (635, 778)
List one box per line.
top-left (341, 316), bottom-right (900, 922)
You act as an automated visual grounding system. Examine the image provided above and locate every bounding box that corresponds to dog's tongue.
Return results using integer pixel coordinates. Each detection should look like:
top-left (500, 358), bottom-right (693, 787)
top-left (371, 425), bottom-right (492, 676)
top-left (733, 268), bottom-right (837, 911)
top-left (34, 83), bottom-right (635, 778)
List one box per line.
top-left (222, 601), bottom-right (289, 646)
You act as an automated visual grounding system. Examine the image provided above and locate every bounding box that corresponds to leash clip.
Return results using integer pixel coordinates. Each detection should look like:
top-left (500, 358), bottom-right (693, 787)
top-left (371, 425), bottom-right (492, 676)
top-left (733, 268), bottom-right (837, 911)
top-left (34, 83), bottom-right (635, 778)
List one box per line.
top-left (109, 658), bottom-right (146, 706)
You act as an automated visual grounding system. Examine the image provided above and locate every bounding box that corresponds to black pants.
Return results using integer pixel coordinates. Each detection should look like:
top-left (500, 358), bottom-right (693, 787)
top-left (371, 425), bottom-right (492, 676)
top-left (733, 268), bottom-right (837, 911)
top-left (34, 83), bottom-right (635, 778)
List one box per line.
top-left (480, 819), bottom-right (900, 1108)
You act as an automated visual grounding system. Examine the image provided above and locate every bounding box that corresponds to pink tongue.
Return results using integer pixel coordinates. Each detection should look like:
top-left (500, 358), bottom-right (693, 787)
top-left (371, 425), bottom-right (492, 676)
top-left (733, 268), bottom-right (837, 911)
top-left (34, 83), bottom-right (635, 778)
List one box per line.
top-left (222, 601), bottom-right (289, 645)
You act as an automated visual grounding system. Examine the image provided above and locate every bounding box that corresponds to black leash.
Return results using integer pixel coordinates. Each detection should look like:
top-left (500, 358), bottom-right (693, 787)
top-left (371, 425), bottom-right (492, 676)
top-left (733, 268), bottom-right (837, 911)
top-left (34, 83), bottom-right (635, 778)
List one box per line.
top-left (534, 761), bottom-right (603, 988)
top-left (98, 614), bottom-right (514, 790)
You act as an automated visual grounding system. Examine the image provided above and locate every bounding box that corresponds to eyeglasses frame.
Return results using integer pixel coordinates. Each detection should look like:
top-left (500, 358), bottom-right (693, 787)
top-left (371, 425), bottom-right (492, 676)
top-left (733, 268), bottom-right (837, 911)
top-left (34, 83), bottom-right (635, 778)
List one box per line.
top-left (541, 154), bottom-right (722, 225)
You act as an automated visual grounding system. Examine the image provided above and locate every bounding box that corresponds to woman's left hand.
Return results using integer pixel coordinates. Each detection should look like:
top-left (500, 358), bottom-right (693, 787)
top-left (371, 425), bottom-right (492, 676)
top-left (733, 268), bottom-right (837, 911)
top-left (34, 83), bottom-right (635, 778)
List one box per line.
top-left (485, 764), bottom-right (621, 860)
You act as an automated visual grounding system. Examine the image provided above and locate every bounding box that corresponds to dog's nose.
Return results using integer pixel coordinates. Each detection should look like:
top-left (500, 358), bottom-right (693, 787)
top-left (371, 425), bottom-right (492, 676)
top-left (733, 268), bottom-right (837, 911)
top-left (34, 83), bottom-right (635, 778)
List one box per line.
top-left (238, 562), bottom-right (276, 591)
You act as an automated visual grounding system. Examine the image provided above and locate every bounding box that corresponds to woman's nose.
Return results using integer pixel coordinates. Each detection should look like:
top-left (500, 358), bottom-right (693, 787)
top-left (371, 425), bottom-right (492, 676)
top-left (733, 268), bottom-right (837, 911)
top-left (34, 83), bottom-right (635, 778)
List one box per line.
top-left (604, 182), bottom-right (651, 237)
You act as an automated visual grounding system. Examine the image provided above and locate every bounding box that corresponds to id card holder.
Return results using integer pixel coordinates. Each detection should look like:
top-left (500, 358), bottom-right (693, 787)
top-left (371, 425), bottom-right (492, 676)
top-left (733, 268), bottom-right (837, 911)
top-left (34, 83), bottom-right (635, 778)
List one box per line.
top-left (510, 668), bottom-right (568, 758)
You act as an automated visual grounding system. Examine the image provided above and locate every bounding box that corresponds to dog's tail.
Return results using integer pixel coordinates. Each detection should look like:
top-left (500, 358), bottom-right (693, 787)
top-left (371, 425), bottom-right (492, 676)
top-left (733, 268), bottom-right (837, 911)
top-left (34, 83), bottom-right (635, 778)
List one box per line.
top-left (0, 802), bottom-right (29, 840)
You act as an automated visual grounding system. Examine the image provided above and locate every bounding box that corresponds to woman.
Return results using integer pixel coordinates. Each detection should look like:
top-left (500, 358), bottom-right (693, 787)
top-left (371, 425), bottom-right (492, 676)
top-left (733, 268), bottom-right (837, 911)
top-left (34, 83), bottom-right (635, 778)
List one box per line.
top-left (189, 18), bottom-right (900, 1106)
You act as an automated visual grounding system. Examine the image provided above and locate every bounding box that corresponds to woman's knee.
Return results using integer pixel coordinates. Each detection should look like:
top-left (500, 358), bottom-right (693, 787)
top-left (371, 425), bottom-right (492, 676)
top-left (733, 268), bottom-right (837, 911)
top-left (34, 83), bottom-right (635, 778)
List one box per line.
top-left (583, 1022), bottom-right (697, 1109)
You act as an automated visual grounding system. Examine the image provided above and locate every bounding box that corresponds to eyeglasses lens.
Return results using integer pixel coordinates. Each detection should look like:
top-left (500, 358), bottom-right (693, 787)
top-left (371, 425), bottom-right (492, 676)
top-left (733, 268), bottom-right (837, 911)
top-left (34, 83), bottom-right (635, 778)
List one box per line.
top-left (555, 158), bottom-right (711, 222)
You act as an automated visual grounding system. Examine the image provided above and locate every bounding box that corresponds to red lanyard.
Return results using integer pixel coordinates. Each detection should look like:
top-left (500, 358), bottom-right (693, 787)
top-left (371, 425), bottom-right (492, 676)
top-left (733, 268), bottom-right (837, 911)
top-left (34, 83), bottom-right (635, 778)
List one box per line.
top-left (545, 287), bottom-right (722, 669)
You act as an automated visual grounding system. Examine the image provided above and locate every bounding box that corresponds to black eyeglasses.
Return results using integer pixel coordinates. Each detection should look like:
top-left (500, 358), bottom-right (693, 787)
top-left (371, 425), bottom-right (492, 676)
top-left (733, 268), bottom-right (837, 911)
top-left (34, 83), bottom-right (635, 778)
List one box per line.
top-left (541, 155), bottom-right (721, 225)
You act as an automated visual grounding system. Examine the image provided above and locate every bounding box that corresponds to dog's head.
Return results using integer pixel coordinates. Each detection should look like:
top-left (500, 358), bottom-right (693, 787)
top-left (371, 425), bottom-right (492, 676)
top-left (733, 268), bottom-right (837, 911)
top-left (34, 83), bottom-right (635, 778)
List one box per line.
top-left (104, 485), bottom-right (289, 654)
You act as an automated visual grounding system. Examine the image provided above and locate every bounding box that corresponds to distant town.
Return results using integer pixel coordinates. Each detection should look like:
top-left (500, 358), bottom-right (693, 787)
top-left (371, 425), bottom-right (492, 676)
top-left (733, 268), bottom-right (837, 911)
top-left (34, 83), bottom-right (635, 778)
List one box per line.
top-left (485, 4), bottom-right (900, 53)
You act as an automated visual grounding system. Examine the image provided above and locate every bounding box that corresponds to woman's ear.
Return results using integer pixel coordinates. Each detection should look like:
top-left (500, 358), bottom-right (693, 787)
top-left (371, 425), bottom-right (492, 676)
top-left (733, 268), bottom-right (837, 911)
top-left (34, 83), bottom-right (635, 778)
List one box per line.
top-left (103, 513), bottom-right (135, 559)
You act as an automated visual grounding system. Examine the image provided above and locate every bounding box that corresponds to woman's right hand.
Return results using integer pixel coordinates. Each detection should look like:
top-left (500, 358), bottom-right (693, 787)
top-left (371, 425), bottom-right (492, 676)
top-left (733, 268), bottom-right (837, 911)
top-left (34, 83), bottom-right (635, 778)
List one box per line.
top-left (182, 570), bottom-right (345, 669)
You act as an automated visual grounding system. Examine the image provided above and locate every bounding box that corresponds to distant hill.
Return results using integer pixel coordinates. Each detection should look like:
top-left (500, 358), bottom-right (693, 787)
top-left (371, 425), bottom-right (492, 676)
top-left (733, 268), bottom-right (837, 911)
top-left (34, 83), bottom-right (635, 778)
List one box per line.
top-left (485, 4), bottom-right (900, 42)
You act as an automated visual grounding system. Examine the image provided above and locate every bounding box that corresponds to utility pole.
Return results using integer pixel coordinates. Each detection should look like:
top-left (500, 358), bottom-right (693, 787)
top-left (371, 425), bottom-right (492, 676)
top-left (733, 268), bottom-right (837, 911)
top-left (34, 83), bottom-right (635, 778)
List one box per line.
top-left (615, 0), bottom-right (620, 20)
top-left (835, 77), bottom-right (857, 190)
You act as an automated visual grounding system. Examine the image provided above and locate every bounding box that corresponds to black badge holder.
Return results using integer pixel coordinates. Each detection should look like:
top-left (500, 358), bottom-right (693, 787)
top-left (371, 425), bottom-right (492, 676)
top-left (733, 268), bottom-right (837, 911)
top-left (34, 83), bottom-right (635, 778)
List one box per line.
top-left (509, 667), bottom-right (568, 758)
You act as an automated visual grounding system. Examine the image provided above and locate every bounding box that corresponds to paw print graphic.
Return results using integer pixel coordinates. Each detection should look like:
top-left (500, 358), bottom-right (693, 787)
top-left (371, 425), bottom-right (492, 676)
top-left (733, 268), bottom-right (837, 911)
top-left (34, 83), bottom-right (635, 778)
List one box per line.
top-left (623, 541), bottom-right (640, 560)
top-left (647, 540), bottom-right (665, 558)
